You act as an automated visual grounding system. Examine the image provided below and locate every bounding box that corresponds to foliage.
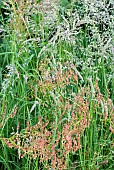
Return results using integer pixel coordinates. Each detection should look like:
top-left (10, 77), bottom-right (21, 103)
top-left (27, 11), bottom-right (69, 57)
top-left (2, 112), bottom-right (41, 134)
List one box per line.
top-left (0, 0), bottom-right (114, 169)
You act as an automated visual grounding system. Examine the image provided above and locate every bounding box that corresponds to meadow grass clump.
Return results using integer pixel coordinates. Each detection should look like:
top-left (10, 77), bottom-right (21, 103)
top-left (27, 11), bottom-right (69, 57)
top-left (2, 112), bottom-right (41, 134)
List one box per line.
top-left (0, 0), bottom-right (114, 170)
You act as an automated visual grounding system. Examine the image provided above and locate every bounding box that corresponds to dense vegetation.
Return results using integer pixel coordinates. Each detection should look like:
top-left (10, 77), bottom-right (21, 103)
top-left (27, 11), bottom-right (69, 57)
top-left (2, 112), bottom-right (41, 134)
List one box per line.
top-left (0, 0), bottom-right (114, 169)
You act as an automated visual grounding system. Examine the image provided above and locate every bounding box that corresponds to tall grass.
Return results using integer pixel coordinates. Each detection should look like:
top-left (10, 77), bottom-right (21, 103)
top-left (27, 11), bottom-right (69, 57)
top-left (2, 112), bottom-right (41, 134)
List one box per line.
top-left (0, 0), bottom-right (114, 169)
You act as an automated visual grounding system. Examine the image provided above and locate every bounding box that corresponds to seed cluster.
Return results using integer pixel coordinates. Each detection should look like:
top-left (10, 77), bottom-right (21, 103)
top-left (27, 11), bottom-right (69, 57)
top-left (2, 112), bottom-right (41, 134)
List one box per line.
top-left (2, 78), bottom-right (113, 169)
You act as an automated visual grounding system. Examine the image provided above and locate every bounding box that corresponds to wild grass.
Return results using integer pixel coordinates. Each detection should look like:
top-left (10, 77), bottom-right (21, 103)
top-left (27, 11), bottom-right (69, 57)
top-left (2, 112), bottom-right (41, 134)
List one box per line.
top-left (0, 0), bottom-right (114, 169)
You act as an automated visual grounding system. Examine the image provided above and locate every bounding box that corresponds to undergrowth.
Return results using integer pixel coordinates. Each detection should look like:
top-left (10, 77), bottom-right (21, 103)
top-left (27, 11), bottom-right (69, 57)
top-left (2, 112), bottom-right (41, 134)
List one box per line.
top-left (0, 0), bottom-right (114, 170)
